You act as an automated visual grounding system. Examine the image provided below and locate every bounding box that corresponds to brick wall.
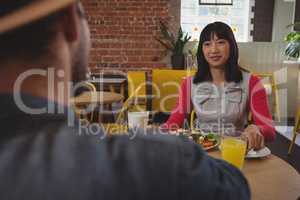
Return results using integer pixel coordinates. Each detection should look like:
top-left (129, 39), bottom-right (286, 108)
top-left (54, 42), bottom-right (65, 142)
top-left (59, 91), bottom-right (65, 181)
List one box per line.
top-left (82, 0), bottom-right (180, 73)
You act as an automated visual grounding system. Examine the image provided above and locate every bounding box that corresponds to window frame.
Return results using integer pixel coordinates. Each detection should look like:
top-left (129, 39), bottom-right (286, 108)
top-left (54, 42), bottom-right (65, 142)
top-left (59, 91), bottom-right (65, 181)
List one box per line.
top-left (199, 0), bottom-right (233, 6)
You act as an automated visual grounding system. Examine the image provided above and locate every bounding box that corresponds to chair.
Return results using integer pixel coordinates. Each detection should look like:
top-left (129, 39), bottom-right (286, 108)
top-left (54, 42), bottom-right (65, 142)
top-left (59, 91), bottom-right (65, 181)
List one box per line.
top-left (90, 70), bottom-right (127, 96)
top-left (252, 72), bottom-right (280, 121)
top-left (113, 71), bottom-right (148, 124)
top-left (127, 71), bottom-right (147, 111)
top-left (288, 105), bottom-right (300, 154)
top-left (72, 81), bottom-right (97, 122)
top-left (240, 67), bottom-right (280, 121)
top-left (152, 69), bottom-right (196, 113)
top-left (114, 95), bottom-right (135, 125)
top-left (190, 109), bottom-right (196, 131)
top-left (105, 94), bottom-right (149, 135)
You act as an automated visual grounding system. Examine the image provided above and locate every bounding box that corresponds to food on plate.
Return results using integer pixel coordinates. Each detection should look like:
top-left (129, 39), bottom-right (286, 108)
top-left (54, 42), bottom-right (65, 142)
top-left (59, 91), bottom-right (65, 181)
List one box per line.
top-left (190, 132), bottom-right (219, 150)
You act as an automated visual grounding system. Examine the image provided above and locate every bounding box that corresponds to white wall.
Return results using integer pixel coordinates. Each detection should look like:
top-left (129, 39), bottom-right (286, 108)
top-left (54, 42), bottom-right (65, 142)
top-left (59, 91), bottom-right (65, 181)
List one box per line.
top-left (238, 42), bottom-right (299, 120)
top-left (272, 0), bottom-right (295, 42)
top-left (238, 42), bottom-right (286, 71)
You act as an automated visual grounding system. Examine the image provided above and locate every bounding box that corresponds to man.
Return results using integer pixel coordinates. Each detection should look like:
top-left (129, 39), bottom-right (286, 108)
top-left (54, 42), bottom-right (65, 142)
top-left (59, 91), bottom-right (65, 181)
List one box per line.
top-left (0, 1), bottom-right (250, 199)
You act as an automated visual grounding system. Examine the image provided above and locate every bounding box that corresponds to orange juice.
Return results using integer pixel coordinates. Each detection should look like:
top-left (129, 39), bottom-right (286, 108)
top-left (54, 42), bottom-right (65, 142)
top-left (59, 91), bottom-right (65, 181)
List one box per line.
top-left (221, 137), bottom-right (247, 169)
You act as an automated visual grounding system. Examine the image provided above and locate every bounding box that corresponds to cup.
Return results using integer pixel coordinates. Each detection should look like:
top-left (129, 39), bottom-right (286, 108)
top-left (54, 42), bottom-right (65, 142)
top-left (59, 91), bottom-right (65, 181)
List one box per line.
top-left (127, 111), bottom-right (149, 129)
top-left (221, 136), bottom-right (247, 169)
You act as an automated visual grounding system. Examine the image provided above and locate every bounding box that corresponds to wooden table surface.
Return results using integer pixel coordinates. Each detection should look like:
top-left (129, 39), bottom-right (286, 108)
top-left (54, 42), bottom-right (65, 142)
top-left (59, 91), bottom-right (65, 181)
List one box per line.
top-left (209, 150), bottom-right (300, 200)
top-left (71, 91), bottom-right (124, 106)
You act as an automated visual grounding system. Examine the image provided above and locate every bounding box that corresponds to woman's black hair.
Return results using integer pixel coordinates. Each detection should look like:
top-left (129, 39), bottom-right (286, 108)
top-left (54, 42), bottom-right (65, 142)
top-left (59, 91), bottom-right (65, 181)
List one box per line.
top-left (193, 21), bottom-right (243, 84)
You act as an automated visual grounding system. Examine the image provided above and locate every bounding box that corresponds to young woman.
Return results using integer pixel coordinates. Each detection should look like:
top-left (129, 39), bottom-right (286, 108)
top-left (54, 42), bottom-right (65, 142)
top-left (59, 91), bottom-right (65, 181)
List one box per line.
top-left (164, 22), bottom-right (275, 150)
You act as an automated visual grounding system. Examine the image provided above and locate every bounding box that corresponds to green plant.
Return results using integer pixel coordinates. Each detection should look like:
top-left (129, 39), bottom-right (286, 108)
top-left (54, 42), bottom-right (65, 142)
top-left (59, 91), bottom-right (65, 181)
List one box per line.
top-left (188, 42), bottom-right (199, 61)
top-left (284, 22), bottom-right (300, 59)
top-left (156, 20), bottom-right (191, 56)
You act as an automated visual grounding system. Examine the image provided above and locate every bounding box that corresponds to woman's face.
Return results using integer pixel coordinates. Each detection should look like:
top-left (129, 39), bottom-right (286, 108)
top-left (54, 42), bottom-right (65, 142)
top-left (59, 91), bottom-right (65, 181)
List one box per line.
top-left (202, 34), bottom-right (230, 69)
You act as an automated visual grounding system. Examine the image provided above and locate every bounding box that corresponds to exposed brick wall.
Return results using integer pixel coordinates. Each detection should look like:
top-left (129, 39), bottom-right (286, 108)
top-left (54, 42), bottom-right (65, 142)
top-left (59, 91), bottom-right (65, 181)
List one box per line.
top-left (82, 0), bottom-right (180, 73)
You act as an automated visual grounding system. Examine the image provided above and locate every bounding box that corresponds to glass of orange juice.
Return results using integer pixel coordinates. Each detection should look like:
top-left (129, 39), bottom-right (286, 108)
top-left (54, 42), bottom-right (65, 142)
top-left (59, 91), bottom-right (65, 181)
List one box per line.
top-left (221, 136), bottom-right (247, 169)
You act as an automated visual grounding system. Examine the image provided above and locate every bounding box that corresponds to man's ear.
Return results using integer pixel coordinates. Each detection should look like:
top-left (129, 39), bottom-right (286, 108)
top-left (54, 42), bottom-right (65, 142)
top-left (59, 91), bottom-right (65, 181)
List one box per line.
top-left (60, 5), bottom-right (79, 42)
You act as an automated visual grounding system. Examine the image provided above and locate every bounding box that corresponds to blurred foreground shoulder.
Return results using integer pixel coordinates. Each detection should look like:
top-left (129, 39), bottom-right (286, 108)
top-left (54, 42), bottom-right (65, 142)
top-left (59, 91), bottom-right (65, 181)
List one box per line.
top-left (108, 134), bottom-right (250, 200)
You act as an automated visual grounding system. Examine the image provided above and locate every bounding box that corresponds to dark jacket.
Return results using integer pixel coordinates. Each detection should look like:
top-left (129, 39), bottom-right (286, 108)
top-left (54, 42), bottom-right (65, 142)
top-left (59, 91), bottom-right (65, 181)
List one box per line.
top-left (0, 94), bottom-right (250, 200)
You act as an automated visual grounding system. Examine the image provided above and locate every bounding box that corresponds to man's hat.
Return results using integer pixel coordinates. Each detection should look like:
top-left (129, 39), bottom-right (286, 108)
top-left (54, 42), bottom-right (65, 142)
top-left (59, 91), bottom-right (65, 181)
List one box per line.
top-left (0, 0), bottom-right (77, 34)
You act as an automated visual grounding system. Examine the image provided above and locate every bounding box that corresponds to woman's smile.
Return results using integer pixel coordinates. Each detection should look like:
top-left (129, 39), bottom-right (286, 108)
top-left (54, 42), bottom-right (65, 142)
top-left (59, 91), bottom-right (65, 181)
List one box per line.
top-left (208, 55), bottom-right (223, 61)
top-left (202, 34), bottom-right (230, 68)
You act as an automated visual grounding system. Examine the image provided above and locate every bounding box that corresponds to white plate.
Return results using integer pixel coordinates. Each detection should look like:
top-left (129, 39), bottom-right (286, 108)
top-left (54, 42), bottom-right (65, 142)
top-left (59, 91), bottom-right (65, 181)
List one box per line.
top-left (245, 147), bottom-right (271, 158)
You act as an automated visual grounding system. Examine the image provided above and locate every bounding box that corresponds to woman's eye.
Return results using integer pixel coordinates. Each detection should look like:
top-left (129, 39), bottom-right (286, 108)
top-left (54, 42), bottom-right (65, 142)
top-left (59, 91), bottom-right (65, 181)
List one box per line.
top-left (218, 40), bottom-right (226, 44)
top-left (203, 42), bottom-right (211, 46)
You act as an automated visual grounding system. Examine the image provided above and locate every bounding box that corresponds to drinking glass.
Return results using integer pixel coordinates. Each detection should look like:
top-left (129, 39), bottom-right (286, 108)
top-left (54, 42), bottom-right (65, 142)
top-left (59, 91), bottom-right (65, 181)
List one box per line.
top-left (221, 135), bottom-right (247, 169)
top-left (127, 111), bottom-right (149, 129)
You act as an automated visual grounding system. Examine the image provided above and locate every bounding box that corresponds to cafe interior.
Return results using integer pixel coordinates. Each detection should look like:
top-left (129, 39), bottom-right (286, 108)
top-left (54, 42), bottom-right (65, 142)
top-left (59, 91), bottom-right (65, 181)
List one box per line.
top-left (72, 0), bottom-right (300, 199)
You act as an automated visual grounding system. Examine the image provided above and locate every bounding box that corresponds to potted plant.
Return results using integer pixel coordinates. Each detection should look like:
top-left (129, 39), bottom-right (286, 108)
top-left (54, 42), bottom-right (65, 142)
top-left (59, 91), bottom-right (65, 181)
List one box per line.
top-left (284, 22), bottom-right (300, 61)
top-left (156, 20), bottom-right (191, 69)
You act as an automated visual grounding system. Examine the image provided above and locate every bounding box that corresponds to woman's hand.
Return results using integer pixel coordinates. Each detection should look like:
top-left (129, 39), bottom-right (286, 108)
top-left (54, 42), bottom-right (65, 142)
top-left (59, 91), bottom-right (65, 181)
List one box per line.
top-left (242, 125), bottom-right (265, 150)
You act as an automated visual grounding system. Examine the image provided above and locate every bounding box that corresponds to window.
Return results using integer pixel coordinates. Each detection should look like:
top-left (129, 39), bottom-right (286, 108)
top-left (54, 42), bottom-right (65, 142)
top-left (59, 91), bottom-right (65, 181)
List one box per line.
top-left (181, 0), bottom-right (252, 42)
top-left (199, 0), bottom-right (233, 6)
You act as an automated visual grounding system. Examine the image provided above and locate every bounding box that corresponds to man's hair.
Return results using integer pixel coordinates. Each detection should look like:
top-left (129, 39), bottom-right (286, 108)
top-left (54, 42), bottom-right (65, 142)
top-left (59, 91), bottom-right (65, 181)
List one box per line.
top-left (0, 0), bottom-right (64, 61)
